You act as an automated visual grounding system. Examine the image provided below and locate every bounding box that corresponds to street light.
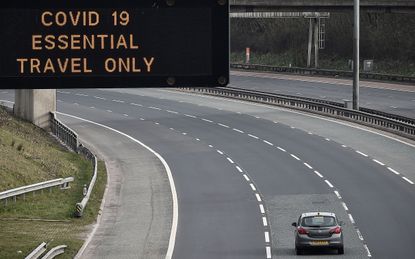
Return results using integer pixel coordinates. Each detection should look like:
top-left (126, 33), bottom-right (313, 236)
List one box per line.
top-left (353, 0), bottom-right (360, 110)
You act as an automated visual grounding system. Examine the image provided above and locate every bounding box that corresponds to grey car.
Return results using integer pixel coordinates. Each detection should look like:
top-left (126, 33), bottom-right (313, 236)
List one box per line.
top-left (292, 212), bottom-right (344, 255)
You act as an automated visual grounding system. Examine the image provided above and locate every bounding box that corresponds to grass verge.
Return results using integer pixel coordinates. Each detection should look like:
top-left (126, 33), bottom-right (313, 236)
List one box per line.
top-left (0, 107), bottom-right (107, 258)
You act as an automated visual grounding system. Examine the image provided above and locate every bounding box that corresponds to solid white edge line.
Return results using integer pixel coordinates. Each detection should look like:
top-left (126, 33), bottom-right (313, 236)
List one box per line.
top-left (266, 246), bottom-right (272, 259)
top-left (402, 177), bottom-right (414, 185)
top-left (56, 112), bottom-right (178, 259)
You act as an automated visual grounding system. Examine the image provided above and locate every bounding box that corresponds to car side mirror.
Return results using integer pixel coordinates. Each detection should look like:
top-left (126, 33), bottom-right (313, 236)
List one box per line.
top-left (292, 222), bottom-right (297, 227)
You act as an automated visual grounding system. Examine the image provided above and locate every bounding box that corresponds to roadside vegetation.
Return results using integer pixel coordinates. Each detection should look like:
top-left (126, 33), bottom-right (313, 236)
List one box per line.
top-left (0, 107), bottom-right (107, 258)
top-left (231, 12), bottom-right (415, 76)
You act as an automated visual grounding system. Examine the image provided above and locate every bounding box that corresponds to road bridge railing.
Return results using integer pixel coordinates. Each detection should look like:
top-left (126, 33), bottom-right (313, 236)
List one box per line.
top-left (178, 87), bottom-right (415, 140)
top-left (50, 112), bottom-right (78, 152)
top-left (231, 63), bottom-right (415, 84)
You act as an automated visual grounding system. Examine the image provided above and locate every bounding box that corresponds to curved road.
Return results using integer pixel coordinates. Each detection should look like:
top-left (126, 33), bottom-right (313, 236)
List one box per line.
top-left (1, 75), bottom-right (415, 258)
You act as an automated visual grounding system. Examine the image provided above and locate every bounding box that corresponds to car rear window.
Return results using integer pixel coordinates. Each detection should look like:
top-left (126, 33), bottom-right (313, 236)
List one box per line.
top-left (301, 216), bottom-right (336, 227)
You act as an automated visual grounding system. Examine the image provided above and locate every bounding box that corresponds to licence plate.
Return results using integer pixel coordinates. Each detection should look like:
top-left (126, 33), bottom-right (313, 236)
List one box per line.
top-left (310, 241), bottom-right (329, 246)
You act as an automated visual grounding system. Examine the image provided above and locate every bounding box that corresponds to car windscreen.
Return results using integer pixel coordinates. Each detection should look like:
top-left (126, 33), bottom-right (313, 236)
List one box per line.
top-left (301, 216), bottom-right (336, 227)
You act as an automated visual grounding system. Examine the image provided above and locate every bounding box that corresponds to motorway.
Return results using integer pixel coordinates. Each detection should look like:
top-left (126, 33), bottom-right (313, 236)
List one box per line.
top-left (1, 74), bottom-right (415, 258)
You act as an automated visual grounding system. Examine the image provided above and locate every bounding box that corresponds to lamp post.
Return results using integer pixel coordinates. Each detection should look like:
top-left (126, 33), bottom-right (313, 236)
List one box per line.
top-left (353, 0), bottom-right (360, 110)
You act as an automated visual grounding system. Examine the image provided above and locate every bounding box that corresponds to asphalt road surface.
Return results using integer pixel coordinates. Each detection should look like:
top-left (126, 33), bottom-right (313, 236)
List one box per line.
top-left (1, 75), bottom-right (415, 258)
top-left (231, 71), bottom-right (415, 119)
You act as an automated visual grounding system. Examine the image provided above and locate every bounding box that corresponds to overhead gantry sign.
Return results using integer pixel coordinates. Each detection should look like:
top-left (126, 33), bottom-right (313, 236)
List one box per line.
top-left (0, 0), bottom-right (229, 88)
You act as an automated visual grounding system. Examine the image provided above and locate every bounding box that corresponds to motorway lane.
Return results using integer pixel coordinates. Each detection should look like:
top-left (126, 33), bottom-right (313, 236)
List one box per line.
top-left (57, 102), bottom-right (266, 259)
top-left (231, 71), bottom-right (415, 119)
top-left (2, 87), bottom-right (415, 258)
top-left (61, 88), bottom-right (415, 258)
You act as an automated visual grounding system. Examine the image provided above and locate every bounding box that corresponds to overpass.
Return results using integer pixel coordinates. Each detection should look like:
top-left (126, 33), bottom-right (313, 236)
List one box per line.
top-left (230, 0), bottom-right (415, 12)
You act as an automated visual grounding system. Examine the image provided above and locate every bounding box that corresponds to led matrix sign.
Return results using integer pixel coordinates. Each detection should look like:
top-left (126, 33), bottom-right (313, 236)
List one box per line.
top-left (0, 0), bottom-right (229, 88)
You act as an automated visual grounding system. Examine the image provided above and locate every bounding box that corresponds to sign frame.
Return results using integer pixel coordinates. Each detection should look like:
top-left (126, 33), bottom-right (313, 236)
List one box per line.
top-left (0, 0), bottom-right (229, 88)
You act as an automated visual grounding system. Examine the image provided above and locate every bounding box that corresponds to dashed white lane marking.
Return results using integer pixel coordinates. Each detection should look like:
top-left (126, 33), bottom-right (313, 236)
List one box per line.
top-left (123, 114), bottom-right (129, 117)
top-left (196, 138), bottom-right (200, 141)
top-left (364, 244), bottom-right (372, 257)
top-left (149, 106), bottom-right (161, 110)
top-left (227, 157), bottom-right (234, 164)
top-left (130, 103), bottom-right (143, 107)
top-left (244, 174), bottom-right (251, 182)
top-left (59, 91), bottom-right (71, 94)
top-left (90, 107), bottom-right (95, 109)
top-left (390, 106), bottom-right (398, 109)
top-left (334, 190), bottom-right (342, 199)
top-left (248, 134), bottom-right (259, 139)
top-left (290, 126), bottom-right (296, 129)
top-left (356, 150), bottom-right (368, 157)
top-left (255, 194), bottom-right (262, 202)
top-left (218, 123), bottom-right (230, 128)
top-left (342, 202), bottom-right (349, 211)
top-left (277, 147), bottom-right (286, 152)
top-left (266, 246), bottom-right (271, 259)
top-left (170, 128), bottom-right (174, 130)
top-left (139, 118), bottom-right (145, 121)
top-left (373, 159), bottom-right (385, 166)
top-left (236, 166), bottom-right (243, 173)
top-left (325, 138), bottom-right (331, 141)
top-left (233, 128), bottom-right (244, 133)
top-left (208, 145), bottom-right (213, 148)
top-left (403, 177), bottom-right (414, 185)
top-left (94, 96), bottom-right (105, 100)
top-left (184, 114), bottom-right (196, 118)
top-left (308, 132), bottom-right (313, 135)
top-left (265, 231), bottom-right (270, 243)
top-left (262, 217), bottom-right (268, 226)
top-left (182, 132), bottom-right (187, 135)
top-left (348, 214), bottom-right (355, 224)
top-left (167, 110), bottom-right (179, 114)
top-left (254, 116), bottom-right (261, 119)
top-left (325, 180), bottom-right (334, 188)
top-left (303, 163), bottom-right (313, 169)
top-left (387, 167), bottom-right (400, 175)
top-left (250, 183), bottom-right (256, 191)
top-left (263, 140), bottom-right (273, 146)
top-left (202, 118), bottom-right (213, 123)
top-left (155, 122), bottom-right (159, 125)
top-left (259, 204), bottom-right (265, 214)
top-left (76, 93), bottom-right (88, 97)
top-left (356, 229), bottom-right (364, 241)
top-left (341, 144), bottom-right (347, 148)
top-left (106, 110), bottom-right (112, 113)
top-left (217, 150), bottom-right (224, 155)
top-left (74, 103), bottom-right (79, 106)
top-left (290, 154), bottom-right (300, 161)
top-left (112, 99), bottom-right (125, 103)
top-left (57, 100), bottom-right (63, 103)
top-left (314, 171), bottom-right (324, 178)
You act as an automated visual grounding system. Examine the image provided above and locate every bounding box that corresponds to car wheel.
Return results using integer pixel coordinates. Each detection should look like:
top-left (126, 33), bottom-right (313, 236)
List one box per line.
top-left (338, 247), bottom-right (344, 254)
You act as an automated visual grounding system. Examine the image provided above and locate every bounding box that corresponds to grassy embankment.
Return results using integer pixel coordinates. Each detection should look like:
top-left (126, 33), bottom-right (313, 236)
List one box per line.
top-left (230, 52), bottom-right (415, 77)
top-left (0, 107), bottom-right (107, 259)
